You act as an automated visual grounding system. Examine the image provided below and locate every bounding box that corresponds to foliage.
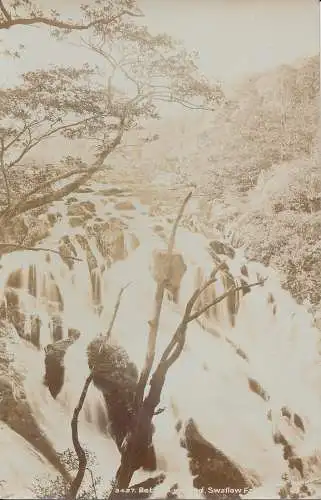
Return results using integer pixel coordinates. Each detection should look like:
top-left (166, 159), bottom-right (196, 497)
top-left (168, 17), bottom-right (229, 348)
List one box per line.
top-left (32, 448), bottom-right (101, 499)
top-left (0, 0), bottom-right (224, 221)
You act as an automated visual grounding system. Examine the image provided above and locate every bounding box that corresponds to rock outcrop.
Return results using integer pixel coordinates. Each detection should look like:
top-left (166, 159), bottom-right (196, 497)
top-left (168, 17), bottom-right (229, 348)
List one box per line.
top-left (87, 337), bottom-right (157, 472)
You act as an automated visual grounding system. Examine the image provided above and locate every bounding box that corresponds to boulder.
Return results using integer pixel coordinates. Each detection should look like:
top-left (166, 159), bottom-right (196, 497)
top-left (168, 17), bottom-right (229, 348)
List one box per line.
top-left (87, 337), bottom-right (157, 472)
top-left (209, 240), bottom-right (235, 260)
top-left (67, 201), bottom-right (96, 225)
top-left (44, 337), bottom-right (76, 398)
top-left (151, 250), bottom-right (187, 303)
top-left (90, 219), bottom-right (128, 262)
top-left (184, 419), bottom-right (251, 497)
top-left (75, 234), bottom-right (98, 272)
top-left (115, 200), bottom-right (136, 211)
top-left (58, 236), bottom-right (78, 270)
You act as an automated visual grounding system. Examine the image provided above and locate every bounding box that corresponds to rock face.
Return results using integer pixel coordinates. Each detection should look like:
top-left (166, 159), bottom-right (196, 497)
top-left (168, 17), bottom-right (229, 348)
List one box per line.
top-left (0, 321), bottom-right (70, 482)
top-left (89, 218), bottom-right (128, 262)
top-left (151, 250), bottom-right (187, 303)
top-left (43, 337), bottom-right (76, 398)
top-left (87, 337), bottom-right (157, 472)
top-left (183, 419), bottom-right (251, 498)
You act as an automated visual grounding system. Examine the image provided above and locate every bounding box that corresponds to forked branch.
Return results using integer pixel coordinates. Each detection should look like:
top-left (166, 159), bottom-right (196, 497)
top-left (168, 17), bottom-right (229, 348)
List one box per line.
top-left (134, 191), bottom-right (193, 407)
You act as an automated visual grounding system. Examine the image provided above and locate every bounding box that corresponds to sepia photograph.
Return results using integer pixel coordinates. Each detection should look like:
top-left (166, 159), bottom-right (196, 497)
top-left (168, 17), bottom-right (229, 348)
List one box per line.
top-left (0, 0), bottom-right (320, 498)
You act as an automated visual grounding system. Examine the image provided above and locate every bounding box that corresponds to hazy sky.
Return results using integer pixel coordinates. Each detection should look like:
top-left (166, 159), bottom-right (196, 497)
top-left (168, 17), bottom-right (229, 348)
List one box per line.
top-left (0, 0), bottom-right (319, 89)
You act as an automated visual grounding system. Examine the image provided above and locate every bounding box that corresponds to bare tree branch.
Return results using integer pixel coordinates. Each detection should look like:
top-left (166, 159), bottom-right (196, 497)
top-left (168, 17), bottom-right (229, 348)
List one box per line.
top-left (106, 282), bottom-right (131, 341)
top-left (134, 191), bottom-right (193, 408)
top-left (108, 255), bottom-right (267, 497)
top-left (67, 285), bottom-right (128, 500)
top-left (0, 242), bottom-right (82, 261)
top-left (6, 116), bottom-right (98, 170)
top-left (188, 278), bottom-right (267, 322)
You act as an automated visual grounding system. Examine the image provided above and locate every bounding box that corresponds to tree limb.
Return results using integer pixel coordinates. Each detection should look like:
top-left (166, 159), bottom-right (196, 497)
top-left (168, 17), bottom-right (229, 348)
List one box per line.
top-left (66, 372), bottom-right (93, 500)
top-left (0, 6), bottom-right (143, 31)
top-left (6, 116), bottom-right (98, 170)
top-left (134, 191), bottom-right (193, 408)
top-left (0, 136), bottom-right (10, 206)
top-left (67, 285), bottom-right (128, 500)
top-left (0, 242), bottom-right (82, 261)
top-left (0, 115), bottom-right (126, 223)
top-left (106, 282), bottom-right (131, 341)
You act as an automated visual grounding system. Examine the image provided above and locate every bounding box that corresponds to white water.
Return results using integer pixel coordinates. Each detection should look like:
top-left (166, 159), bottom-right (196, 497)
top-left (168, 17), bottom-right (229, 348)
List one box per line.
top-left (1, 185), bottom-right (321, 498)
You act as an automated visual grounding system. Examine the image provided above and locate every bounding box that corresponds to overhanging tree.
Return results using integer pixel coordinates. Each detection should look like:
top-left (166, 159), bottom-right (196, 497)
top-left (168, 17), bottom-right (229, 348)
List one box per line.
top-left (0, 0), bottom-right (224, 228)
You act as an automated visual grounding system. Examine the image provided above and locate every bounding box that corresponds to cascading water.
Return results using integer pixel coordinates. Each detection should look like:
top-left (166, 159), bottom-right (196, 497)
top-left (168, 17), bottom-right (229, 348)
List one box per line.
top-left (1, 183), bottom-right (321, 499)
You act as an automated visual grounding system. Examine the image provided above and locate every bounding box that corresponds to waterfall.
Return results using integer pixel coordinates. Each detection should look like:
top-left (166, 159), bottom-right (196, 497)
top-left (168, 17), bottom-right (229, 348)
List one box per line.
top-left (1, 186), bottom-right (321, 498)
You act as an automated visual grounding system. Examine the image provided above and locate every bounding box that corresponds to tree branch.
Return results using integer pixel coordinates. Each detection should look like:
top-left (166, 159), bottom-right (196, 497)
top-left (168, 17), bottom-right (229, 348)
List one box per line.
top-left (6, 116), bottom-right (98, 170)
top-left (66, 373), bottom-right (93, 500)
top-left (106, 282), bottom-right (131, 341)
top-left (67, 286), bottom-right (128, 500)
top-left (0, 7), bottom-right (143, 31)
top-left (0, 136), bottom-right (10, 206)
top-left (134, 191), bottom-right (193, 408)
top-left (0, 0), bottom-right (10, 21)
top-left (0, 242), bottom-right (82, 261)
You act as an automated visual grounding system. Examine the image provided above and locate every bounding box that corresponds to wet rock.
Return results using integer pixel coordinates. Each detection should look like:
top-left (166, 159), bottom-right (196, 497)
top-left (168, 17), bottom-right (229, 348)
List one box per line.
top-left (0, 322), bottom-right (71, 482)
top-left (293, 413), bottom-right (305, 433)
top-left (240, 264), bottom-right (248, 277)
top-left (115, 200), bottom-right (136, 211)
top-left (91, 219), bottom-right (128, 262)
top-left (87, 337), bottom-right (156, 471)
top-left (44, 337), bottom-right (76, 398)
top-left (151, 250), bottom-right (187, 303)
top-left (209, 240), bottom-right (235, 260)
top-left (29, 315), bottom-right (41, 348)
top-left (288, 456), bottom-right (304, 478)
top-left (98, 187), bottom-right (127, 197)
top-left (67, 327), bottom-right (81, 340)
top-left (67, 201), bottom-right (96, 225)
top-left (248, 378), bottom-right (270, 401)
top-left (58, 236), bottom-right (78, 270)
top-left (184, 419), bottom-right (250, 496)
top-left (87, 338), bottom-right (138, 448)
top-left (75, 186), bottom-right (95, 194)
top-left (75, 234), bottom-right (98, 272)
top-left (49, 315), bottom-right (64, 342)
top-left (65, 196), bottom-right (78, 205)
top-left (69, 216), bottom-right (84, 227)
top-left (6, 270), bottom-right (23, 289)
top-left (47, 212), bottom-right (62, 226)
top-left (281, 406), bottom-right (292, 420)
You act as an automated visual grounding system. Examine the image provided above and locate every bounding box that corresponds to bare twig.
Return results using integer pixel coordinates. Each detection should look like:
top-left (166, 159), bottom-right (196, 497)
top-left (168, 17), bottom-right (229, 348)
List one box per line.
top-left (106, 282), bottom-right (131, 341)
